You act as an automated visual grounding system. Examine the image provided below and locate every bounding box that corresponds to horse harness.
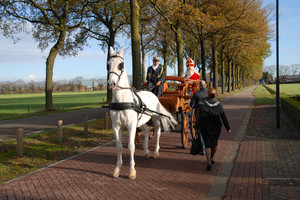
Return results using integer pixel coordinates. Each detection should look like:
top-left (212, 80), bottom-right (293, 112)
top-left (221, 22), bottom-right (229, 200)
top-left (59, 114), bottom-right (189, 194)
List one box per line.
top-left (108, 54), bottom-right (170, 120)
top-left (107, 55), bottom-right (128, 89)
top-left (109, 88), bottom-right (171, 121)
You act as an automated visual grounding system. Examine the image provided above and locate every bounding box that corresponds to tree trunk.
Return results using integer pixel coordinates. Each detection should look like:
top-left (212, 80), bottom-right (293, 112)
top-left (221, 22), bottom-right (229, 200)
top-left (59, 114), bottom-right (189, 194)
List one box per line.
top-left (232, 61), bottom-right (236, 91)
top-left (221, 52), bottom-right (225, 94)
top-left (163, 52), bottom-right (168, 76)
top-left (106, 36), bottom-right (115, 103)
top-left (237, 65), bottom-right (240, 87)
top-left (211, 42), bottom-right (218, 95)
top-left (242, 70), bottom-right (245, 88)
top-left (140, 32), bottom-right (146, 84)
top-left (131, 0), bottom-right (142, 90)
top-left (175, 19), bottom-right (184, 76)
top-left (200, 39), bottom-right (206, 82)
top-left (227, 59), bottom-right (232, 93)
top-left (45, 31), bottom-right (66, 111)
top-left (142, 51), bottom-right (146, 84)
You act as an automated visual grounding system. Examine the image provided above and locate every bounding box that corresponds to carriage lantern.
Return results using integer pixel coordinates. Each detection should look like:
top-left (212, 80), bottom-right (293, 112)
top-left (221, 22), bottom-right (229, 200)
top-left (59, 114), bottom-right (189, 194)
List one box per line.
top-left (186, 88), bottom-right (193, 97)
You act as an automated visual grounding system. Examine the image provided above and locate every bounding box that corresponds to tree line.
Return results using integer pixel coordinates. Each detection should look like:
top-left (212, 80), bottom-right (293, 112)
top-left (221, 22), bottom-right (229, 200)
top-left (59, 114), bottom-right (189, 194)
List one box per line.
top-left (263, 64), bottom-right (300, 84)
top-left (0, 77), bottom-right (108, 94)
top-left (0, 0), bottom-right (272, 110)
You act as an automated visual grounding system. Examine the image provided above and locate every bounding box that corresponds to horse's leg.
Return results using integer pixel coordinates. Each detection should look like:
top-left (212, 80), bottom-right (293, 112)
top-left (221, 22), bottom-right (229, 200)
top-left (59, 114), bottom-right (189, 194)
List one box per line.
top-left (128, 126), bottom-right (136, 179)
top-left (153, 118), bottom-right (161, 159)
top-left (113, 127), bottom-right (123, 178)
top-left (139, 125), bottom-right (151, 159)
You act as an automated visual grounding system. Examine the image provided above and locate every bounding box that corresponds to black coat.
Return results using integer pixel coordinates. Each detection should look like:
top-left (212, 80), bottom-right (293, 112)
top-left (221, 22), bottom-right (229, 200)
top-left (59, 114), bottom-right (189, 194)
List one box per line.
top-left (190, 88), bottom-right (208, 108)
top-left (146, 65), bottom-right (165, 97)
top-left (194, 97), bottom-right (230, 148)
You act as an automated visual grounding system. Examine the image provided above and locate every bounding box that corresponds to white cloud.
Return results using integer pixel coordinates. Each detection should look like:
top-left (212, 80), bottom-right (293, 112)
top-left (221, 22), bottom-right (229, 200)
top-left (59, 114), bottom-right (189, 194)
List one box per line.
top-left (24, 74), bottom-right (43, 82)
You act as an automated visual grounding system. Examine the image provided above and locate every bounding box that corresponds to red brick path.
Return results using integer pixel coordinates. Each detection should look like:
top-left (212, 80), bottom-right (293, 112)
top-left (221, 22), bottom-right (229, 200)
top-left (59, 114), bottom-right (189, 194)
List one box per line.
top-left (0, 87), bottom-right (257, 200)
top-left (224, 136), bottom-right (263, 200)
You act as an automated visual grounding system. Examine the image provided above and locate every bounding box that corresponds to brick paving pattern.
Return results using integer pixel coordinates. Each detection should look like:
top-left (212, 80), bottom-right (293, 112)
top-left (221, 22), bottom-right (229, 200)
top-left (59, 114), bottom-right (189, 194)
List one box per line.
top-left (224, 136), bottom-right (263, 200)
top-left (0, 132), bottom-right (231, 200)
top-left (1, 86), bottom-right (300, 199)
top-left (0, 87), bottom-right (255, 200)
top-left (225, 103), bottom-right (300, 200)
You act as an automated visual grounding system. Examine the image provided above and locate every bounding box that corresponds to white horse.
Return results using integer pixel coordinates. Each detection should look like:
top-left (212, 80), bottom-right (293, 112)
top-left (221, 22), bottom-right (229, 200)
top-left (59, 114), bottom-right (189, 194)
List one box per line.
top-left (108, 47), bottom-right (177, 179)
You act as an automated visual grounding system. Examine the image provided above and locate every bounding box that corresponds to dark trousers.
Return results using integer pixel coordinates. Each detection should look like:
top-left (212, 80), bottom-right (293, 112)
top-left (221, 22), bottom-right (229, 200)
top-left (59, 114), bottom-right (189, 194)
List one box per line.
top-left (146, 82), bottom-right (163, 97)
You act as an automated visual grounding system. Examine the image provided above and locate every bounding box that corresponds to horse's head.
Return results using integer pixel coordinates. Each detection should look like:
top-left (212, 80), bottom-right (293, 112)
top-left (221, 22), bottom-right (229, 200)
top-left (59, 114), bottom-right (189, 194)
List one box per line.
top-left (107, 47), bottom-right (126, 90)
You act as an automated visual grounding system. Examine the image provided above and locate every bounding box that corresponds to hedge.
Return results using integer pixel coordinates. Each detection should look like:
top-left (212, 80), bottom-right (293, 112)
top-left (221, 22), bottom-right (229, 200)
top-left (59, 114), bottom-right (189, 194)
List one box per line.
top-left (281, 96), bottom-right (300, 125)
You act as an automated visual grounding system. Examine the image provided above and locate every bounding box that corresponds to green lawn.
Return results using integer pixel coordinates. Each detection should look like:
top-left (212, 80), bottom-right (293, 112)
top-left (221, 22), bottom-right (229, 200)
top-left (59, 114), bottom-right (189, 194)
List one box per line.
top-left (0, 91), bottom-right (107, 121)
top-left (253, 85), bottom-right (276, 105)
top-left (0, 118), bottom-right (117, 184)
top-left (265, 83), bottom-right (300, 96)
top-left (253, 83), bottom-right (300, 105)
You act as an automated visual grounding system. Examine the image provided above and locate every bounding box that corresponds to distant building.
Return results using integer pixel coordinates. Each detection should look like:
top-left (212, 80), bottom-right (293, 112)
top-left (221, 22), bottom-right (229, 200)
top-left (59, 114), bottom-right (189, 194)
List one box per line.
top-left (279, 74), bottom-right (300, 83)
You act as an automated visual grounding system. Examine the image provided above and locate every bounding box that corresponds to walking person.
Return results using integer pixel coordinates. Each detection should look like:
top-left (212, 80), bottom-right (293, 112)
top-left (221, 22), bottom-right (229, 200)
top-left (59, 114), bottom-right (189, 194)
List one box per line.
top-left (190, 80), bottom-right (207, 155)
top-left (194, 88), bottom-right (231, 170)
top-left (145, 56), bottom-right (165, 98)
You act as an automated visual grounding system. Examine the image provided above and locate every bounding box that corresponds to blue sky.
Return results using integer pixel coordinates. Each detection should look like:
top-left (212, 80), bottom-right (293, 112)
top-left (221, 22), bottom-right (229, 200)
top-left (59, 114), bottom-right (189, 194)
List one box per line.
top-left (0, 0), bottom-right (299, 82)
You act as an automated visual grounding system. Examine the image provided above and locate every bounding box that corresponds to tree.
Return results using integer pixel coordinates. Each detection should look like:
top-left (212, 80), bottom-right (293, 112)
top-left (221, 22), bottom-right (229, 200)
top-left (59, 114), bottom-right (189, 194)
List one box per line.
top-left (139, 1), bottom-right (160, 82)
top-left (74, 76), bottom-right (84, 91)
top-left (1, 0), bottom-right (89, 110)
top-left (131, 0), bottom-right (142, 89)
top-left (262, 71), bottom-right (273, 84)
top-left (279, 65), bottom-right (290, 77)
top-left (81, 0), bottom-right (130, 102)
top-left (290, 64), bottom-right (300, 83)
top-left (148, 0), bottom-right (186, 76)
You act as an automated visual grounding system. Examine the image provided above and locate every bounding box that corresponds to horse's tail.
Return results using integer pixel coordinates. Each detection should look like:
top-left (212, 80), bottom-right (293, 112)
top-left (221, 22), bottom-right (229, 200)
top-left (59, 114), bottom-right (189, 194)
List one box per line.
top-left (157, 103), bottom-right (177, 132)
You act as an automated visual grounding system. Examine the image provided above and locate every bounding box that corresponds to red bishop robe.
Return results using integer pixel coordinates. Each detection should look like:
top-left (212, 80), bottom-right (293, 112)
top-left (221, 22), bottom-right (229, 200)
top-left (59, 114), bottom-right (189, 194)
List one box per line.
top-left (185, 72), bottom-right (200, 94)
top-left (185, 72), bottom-right (200, 81)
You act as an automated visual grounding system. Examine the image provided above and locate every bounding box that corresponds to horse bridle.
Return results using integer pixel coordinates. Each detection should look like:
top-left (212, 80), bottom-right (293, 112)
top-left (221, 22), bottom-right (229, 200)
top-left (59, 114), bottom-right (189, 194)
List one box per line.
top-left (108, 55), bottom-right (129, 89)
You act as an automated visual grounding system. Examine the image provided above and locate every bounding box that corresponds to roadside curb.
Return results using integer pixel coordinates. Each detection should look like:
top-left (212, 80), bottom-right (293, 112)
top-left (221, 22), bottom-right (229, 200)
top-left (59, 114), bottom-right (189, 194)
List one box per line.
top-left (206, 88), bottom-right (255, 199)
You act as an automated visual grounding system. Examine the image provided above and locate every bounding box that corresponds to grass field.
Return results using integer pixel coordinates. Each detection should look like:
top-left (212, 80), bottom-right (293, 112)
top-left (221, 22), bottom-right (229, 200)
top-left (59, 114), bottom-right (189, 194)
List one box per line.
top-left (265, 83), bottom-right (300, 96)
top-left (0, 118), bottom-right (119, 184)
top-left (253, 85), bottom-right (276, 105)
top-left (253, 83), bottom-right (300, 105)
top-left (0, 91), bottom-right (107, 121)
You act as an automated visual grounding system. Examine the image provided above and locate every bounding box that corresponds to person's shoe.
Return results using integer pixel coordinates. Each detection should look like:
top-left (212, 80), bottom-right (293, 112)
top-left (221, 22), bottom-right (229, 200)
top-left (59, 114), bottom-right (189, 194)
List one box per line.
top-left (211, 159), bottom-right (215, 165)
top-left (206, 164), bottom-right (212, 171)
top-left (200, 152), bottom-right (205, 155)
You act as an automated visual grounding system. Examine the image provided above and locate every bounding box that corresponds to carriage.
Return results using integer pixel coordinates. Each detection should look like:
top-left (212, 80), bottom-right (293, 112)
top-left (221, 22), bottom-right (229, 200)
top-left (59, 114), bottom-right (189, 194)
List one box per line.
top-left (158, 76), bottom-right (200, 148)
top-left (108, 47), bottom-right (199, 179)
top-left (136, 76), bottom-right (200, 149)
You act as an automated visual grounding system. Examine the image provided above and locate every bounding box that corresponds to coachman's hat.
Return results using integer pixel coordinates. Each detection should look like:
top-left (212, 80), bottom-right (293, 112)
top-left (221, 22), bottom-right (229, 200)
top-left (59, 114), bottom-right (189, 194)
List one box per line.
top-left (186, 57), bottom-right (194, 68)
top-left (153, 57), bottom-right (160, 62)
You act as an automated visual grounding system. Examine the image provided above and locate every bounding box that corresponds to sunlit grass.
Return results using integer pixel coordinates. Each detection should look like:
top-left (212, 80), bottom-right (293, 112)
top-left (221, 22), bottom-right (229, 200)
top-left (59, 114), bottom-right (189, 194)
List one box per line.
top-left (0, 117), bottom-right (124, 184)
top-left (265, 83), bottom-right (300, 96)
top-left (0, 91), bottom-right (107, 121)
top-left (253, 85), bottom-right (276, 105)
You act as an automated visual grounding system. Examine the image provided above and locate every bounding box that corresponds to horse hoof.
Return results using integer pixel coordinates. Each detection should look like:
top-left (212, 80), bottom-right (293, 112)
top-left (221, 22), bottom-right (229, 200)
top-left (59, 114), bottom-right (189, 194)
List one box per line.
top-left (154, 152), bottom-right (159, 159)
top-left (129, 170), bottom-right (136, 179)
top-left (113, 168), bottom-right (120, 178)
top-left (145, 152), bottom-right (151, 159)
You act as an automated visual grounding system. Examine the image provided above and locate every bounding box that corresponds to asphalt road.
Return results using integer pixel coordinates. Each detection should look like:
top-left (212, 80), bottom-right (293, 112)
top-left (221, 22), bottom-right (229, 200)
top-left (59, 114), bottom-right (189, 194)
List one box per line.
top-left (0, 107), bottom-right (109, 142)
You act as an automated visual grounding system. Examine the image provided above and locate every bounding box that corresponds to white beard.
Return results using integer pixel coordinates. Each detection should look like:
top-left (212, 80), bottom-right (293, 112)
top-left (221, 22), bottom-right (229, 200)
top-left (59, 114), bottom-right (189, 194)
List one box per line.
top-left (185, 67), bottom-right (195, 79)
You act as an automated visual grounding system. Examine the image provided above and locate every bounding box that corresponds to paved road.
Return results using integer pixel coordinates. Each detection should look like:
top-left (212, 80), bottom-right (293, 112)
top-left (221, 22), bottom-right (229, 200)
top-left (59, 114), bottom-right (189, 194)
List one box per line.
top-left (0, 87), bottom-right (256, 199)
top-left (0, 107), bottom-right (109, 142)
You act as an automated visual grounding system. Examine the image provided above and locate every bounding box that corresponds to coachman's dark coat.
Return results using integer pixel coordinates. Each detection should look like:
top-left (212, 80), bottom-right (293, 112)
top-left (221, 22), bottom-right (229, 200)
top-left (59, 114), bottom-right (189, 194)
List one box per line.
top-left (146, 65), bottom-right (165, 97)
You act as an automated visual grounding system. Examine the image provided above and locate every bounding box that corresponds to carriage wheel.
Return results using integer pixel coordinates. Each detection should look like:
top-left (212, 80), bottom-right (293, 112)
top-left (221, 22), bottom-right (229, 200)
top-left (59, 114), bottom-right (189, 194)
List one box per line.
top-left (181, 114), bottom-right (189, 149)
top-left (190, 108), bottom-right (197, 139)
